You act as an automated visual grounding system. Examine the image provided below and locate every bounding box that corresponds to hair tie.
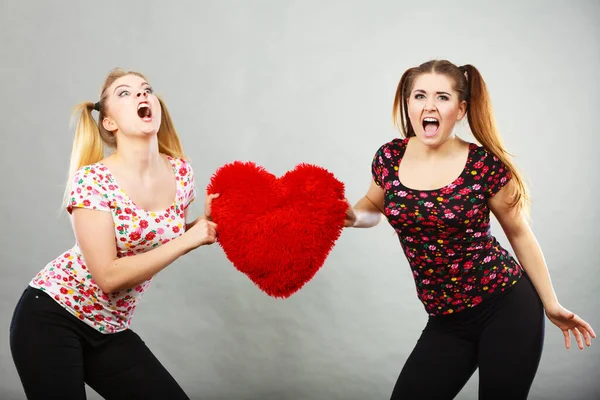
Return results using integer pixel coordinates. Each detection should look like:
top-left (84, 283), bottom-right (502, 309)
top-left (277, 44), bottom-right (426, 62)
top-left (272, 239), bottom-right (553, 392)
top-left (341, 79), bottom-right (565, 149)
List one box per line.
top-left (459, 65), bottom-right (469, 81)
top-left (93, 102), bottom-right (100, 112)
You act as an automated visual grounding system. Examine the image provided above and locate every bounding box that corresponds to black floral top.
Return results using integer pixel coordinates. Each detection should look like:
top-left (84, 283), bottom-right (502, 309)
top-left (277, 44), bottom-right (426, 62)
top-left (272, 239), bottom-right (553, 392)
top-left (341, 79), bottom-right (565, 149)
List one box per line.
top-left (371, 138), bottom-right (523, 316)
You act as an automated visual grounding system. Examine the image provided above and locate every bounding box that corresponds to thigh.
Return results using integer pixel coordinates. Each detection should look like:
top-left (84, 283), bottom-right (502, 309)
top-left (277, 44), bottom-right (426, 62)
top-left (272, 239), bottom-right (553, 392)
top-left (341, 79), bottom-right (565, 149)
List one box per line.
top-left (10, 287), bottom-right (87, 400)
top-left (390, 322), bottom-right (478, 400)
top-left (478, 277), bottom-right (545, 400)
top-left (84, 329), bottom-right (190, 400)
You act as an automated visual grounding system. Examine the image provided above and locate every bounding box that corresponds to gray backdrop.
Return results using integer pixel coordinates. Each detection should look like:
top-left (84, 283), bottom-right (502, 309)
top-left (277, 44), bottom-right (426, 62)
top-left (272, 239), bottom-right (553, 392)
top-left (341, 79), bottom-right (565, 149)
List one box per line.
top-left (1, 0), bottom-right (598, 399)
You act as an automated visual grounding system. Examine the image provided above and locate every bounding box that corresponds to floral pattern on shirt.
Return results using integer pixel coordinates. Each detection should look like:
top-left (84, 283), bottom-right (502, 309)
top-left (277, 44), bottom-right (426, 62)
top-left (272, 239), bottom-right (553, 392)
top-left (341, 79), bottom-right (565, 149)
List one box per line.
top-left (372, 138), bottom-right (523, 316)
top-left (30, 155), bottom-right (196, 333)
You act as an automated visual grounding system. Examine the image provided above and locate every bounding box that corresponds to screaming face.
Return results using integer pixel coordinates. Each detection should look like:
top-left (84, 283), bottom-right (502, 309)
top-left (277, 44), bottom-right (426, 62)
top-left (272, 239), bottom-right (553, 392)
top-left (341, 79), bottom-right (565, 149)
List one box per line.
top-left (101, 74), bottom-right (162, 137)
top-left (407, 73), bottom-right (466, 146)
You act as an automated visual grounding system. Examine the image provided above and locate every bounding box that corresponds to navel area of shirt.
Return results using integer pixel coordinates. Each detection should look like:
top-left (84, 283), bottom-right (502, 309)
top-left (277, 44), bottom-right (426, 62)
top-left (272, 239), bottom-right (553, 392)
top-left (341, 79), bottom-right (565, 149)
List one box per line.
top-left (29, 244), bottom-right (152, 334)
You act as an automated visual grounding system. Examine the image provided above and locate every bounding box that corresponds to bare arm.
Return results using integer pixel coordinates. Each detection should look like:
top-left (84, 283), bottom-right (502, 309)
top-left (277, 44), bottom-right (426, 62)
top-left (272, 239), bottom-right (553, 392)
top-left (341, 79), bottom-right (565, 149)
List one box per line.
top-left (488, 184), bottom-right (559, 308)
top-left (72, 207), bottom-right (213, 294)
top-left (347, 179), bottom-right (385, 228)
top-left (489, 181), bottom-right (595, 349)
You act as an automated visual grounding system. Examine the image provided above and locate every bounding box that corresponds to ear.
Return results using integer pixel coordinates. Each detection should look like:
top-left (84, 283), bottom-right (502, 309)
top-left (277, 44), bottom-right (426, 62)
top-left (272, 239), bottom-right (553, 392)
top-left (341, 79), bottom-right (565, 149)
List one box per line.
top-left (102, 116), bottom-right (117, 133)
top-left (457, 100), bottom-right (467, 121)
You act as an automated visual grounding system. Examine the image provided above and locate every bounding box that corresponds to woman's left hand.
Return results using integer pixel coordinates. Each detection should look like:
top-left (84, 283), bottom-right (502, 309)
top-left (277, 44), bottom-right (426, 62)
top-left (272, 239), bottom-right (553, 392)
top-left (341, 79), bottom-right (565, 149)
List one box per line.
top-left (545, 304), bottom-right (596, 350)
top-left (204, 193), bottom-right (220, 221)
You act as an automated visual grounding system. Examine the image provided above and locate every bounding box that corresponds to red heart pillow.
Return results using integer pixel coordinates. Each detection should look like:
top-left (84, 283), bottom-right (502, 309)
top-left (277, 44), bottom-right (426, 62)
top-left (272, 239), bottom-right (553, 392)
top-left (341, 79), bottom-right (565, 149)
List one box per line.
top-left (206, 161), bottom-right (347, 298)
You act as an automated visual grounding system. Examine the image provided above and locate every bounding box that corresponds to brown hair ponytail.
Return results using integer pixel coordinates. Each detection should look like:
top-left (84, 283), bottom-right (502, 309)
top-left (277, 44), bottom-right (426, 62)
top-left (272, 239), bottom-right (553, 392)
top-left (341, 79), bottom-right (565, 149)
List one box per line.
top-left (461, 64), bottom-right (529, 212)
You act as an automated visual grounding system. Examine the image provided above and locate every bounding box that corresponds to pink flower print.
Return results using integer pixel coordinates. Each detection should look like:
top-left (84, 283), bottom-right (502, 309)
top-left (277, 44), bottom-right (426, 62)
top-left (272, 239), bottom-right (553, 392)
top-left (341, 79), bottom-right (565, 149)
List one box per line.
top-left (483, 256), bottom-right (491, 263)
top-left (398, 191), bottom-right (407, 197)
top-left (428, 245), bottom-right (436, 250)
top-left (424, 202), bottom-right (434, 208)
top-left (420, 192), bottom-right (428, 198)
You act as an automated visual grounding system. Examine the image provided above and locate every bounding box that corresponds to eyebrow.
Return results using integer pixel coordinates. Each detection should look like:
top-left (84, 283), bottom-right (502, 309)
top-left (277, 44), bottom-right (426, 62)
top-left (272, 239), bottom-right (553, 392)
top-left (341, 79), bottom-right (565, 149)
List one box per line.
top-left (113, 82), bottom-right (151, 94)
top-left (413, 89), bottom-right (452, 96)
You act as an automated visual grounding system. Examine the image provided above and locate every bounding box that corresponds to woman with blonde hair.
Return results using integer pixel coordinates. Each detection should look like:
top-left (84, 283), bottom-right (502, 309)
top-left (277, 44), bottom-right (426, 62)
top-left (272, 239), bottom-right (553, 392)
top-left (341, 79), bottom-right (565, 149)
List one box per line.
top-left (9, 68), bottom-right (217, 399)
top-left (344, 59), bottom-right (596, 399)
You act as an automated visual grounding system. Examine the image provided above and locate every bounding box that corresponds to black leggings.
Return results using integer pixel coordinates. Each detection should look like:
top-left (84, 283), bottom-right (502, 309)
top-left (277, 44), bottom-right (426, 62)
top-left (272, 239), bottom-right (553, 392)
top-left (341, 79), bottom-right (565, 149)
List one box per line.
top-left (9, 286), bottom-right (190, 400)
top-left (390, 275), bottom-right (545, 400)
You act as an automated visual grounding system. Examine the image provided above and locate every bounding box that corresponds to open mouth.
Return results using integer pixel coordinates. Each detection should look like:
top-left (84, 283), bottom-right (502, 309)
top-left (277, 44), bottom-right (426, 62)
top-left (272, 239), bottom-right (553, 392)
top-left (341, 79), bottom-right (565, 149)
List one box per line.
top-left (137, 102), bottom-right (152, 120)
top-left (422, 117), bottom-right (439, 137)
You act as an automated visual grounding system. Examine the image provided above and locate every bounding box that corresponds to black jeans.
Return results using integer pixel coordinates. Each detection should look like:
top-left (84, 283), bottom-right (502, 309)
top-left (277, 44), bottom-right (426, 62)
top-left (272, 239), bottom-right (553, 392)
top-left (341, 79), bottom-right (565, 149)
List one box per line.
top-left (390, 275), bottom-right (545, 400)
top-left (9, 286), bottom-right (190, 400)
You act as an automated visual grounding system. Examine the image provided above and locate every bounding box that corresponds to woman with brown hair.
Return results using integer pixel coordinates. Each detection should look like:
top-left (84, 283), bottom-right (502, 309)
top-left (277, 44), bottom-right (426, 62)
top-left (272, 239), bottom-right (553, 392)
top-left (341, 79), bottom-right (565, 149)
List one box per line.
top-left (344, 59), bottom-right (596, 399)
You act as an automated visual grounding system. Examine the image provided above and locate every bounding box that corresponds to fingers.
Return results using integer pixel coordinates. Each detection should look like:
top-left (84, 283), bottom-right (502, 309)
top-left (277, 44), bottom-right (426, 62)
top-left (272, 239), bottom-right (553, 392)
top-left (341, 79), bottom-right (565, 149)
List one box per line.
top-left (580, 320), bottom-right (597, 339)
top-left (571, 315), bottom-right (596, 347)
top-left (563, 330), bottom-right (571, 350)
top-left (581, 326), bottom-right (593, 347)
top-left (572, 327), bottom-right (584, 350)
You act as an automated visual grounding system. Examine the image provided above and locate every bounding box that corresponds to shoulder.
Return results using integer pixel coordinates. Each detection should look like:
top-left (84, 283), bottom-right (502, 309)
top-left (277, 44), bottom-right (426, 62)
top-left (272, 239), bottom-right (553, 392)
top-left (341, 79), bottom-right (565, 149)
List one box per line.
top-left (167, 156), bottom-right (194, 177)
top-left (373, 137), bottom-right (407, 161)
top-left (67, 163), bottom-right (112, 213)
top-left (70, 163), bottom-right (111, 191)
top-left (166, 156), bottom-right (197, 202)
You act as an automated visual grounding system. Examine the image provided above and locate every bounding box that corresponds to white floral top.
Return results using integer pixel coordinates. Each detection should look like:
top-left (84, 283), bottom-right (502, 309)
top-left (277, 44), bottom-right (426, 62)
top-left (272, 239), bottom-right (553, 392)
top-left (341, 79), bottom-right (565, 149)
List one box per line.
top-left (30, 155), bottom-right (196, 333)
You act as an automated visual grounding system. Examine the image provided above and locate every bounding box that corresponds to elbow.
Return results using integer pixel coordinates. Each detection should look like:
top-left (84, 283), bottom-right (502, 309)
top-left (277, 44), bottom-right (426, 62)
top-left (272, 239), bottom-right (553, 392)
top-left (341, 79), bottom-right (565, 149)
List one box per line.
top-left (91, 266), bottom-right (119, 294)
top-left (95, 276), bottom-right (116, 295)
top-left (504, 225), bottom-right (532, 246)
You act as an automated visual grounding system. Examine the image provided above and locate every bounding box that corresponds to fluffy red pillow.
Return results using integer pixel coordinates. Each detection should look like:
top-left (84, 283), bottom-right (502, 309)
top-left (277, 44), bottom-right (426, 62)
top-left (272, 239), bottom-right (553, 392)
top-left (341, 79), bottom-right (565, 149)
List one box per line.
top-left (206, 161), bottom-right (347, 298)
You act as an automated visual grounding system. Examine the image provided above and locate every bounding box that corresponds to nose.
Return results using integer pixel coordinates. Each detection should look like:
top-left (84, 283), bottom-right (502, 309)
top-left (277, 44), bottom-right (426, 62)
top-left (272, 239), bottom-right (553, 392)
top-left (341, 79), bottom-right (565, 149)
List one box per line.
top-left (136, 91), bottom-right (148, 99)
top-left (424, 98), bottom-right (436, 112)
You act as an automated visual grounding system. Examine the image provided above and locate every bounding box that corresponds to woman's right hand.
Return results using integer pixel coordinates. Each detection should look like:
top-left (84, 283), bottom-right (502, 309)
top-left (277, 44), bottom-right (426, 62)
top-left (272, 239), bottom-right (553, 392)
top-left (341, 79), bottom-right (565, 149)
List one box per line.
top-left (182, 218), bottom-right (218, 251)
top-left (342, 199), bottom-right (357, 227)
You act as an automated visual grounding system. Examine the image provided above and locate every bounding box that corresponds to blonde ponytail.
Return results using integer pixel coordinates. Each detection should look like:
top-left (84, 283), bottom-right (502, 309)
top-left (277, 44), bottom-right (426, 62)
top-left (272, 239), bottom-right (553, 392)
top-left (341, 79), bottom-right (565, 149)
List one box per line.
top-left (62, 101), bottom-right (105, 209)
top-left (156, 95), bottom-right (185, 159)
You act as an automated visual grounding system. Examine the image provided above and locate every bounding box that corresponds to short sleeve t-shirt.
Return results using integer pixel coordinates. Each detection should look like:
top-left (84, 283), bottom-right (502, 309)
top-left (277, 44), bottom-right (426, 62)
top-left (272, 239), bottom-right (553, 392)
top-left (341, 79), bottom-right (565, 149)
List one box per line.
top-left (371, 137), bottom-right (523, 316)
top-left (30, 155), bottom-right (196, 333)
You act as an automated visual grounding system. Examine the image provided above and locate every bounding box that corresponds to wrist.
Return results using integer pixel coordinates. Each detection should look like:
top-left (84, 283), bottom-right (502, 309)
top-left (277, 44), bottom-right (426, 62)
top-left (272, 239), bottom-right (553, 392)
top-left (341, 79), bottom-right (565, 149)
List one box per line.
top-left (174, 232), bottom-right (195, 255)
